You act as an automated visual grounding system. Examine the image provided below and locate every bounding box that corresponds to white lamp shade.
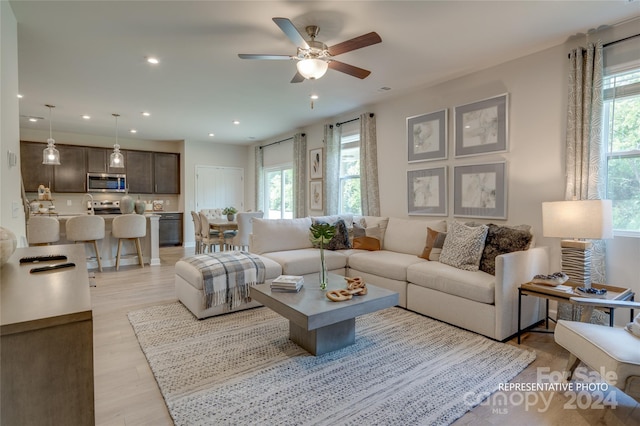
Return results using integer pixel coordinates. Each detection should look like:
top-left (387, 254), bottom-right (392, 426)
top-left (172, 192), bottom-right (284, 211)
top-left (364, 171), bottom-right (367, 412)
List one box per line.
top-left (542, 199), bottom-right (613, 239)
top-left (296, 59), bottom-right (328, 80)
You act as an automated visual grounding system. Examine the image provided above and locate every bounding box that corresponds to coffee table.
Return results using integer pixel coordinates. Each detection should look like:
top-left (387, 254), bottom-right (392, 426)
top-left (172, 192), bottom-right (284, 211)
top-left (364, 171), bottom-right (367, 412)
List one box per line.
top-left (250, 273), bottom-right (399, 355)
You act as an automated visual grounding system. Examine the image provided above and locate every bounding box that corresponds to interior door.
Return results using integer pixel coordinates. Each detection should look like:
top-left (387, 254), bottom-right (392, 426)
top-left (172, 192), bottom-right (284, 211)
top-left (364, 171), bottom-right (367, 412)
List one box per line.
top-left (195, 166), bottom-right (244, 212)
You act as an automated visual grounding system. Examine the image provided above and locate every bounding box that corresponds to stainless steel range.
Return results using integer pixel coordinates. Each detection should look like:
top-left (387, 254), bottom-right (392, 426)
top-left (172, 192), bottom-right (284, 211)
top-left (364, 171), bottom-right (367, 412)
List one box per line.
top-left (89, 200), bottom-right (121, 215)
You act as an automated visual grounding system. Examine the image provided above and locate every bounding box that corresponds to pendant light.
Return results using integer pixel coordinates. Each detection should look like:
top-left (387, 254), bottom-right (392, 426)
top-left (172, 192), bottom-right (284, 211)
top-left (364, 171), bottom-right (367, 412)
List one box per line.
top-left (42, 104), bottom-right (61, 165)
top-left (109, 113), bottom-right (125, 168)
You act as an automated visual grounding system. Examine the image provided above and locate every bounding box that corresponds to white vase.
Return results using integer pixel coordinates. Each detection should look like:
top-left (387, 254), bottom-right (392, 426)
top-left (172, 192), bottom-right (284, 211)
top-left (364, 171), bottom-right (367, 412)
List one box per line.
top-left (120, 194), bottom-right (135, 214)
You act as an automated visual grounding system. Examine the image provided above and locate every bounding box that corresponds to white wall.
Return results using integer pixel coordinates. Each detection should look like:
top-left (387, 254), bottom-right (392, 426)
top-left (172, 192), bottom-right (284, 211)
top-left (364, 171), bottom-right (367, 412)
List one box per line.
top-left (0, 1), bottom-right (25, 245)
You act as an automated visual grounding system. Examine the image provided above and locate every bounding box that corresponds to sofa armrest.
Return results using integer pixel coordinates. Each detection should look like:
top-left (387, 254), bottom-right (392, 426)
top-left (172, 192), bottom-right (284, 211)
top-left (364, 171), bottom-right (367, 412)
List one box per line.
top-left (494, 247), bottom-right (550, 340)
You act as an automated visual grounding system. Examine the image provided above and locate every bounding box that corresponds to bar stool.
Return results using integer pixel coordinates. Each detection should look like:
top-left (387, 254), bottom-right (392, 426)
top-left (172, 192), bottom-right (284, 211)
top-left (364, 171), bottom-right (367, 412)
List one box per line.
top-left (112, 214), bottom-right (146, 271)
top-left (27, 216), bottom-right (60, 246)
top-left (66, 215), bottom-right (105, 272)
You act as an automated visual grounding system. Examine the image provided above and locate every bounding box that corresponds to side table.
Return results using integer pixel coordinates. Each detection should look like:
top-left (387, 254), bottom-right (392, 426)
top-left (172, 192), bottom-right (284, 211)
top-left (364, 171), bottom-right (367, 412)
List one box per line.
top-left (517, 281), bottom-right (634, 344)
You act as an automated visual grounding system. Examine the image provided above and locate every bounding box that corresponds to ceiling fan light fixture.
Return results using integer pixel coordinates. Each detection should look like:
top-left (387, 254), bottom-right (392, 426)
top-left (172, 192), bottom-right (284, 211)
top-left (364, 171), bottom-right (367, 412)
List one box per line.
top-left (296, 58), bottom-right (328, 80)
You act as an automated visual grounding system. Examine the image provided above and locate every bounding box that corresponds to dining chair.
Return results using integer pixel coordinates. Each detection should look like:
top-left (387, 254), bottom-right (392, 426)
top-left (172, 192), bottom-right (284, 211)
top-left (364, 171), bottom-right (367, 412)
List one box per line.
top-left (199, 211), bottom-right (220, 253)
top-left (230, 211), bottom-right (263, 251)
top-left (27, 216), bottom-right (60, 246)
top-left (190, 211), bottom-right (203, 254)
top-left (112, 214), bottom-right (146, 270)
top-left (66, 215), bottom-right (105, 271)
top-left (554, 296), bottom-right (640, 402)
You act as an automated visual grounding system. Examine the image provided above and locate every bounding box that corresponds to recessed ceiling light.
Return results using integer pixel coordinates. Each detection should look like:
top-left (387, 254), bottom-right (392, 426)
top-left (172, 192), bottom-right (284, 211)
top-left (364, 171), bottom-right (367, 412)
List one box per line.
top-left (17, 94), bottom-right (23, 99)
top-left (82, 115), bottom-right (91, 120)
top-left (142, 112), bottom-right (150, 117)
top-left (130, 129), bottom-right (137, 134)
top-left (233, 120), bottom-right (240, 125)
top-left (29, 117), bottom-right (37, 122)
top-left (310, 94), bottom-right (319, 100)
top-left (146, 57), bottom-right (159, 65)
top-left (208, 133), bottom-right (215, 137)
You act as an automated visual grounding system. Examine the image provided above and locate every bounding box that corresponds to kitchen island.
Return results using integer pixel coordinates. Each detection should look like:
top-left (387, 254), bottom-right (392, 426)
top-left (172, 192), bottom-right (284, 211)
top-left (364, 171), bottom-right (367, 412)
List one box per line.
top-left (55, 213), bottom-right (160, 269)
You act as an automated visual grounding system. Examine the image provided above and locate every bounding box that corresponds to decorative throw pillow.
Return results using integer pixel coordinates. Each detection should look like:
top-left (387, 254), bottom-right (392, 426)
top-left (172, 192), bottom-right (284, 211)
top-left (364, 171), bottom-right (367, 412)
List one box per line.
top-left (479, 224), bottom-right (533, 275)
top-left (353, 222), bottom-right (366, 238)
top-left (439, 221), bottom-right (488, 271)
top-left (325, 219), bottom-right (351, 250)
top-left (419, 227), bottom-right (447, 261)
top-left (353, 236), bottom-right (381, 251)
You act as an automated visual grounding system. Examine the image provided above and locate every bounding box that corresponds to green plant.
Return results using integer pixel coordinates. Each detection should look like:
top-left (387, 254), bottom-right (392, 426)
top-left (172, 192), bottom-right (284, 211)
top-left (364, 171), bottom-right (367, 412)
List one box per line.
top-left (309, 223), bottom-right (335, 248)
top-left (222, 206), bottom-right (238, 215)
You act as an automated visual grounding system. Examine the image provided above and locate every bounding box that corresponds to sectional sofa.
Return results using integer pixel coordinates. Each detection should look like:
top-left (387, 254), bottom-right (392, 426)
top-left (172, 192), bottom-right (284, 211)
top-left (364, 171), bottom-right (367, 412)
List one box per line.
top-left (248, 215), bottom-right (549, 341)
top-left (176, 214), bottom-right (548, 341)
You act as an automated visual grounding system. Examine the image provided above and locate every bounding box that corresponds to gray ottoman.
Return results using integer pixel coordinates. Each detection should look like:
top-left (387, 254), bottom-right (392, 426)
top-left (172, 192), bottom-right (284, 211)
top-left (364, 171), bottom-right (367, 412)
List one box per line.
top-left (175, 253), bottom-right (282, 319)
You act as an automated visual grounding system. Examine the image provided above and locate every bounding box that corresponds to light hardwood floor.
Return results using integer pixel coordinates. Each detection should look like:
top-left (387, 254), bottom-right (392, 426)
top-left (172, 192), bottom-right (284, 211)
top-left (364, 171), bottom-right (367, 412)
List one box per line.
top-left (92, 247), bottom-right (639, 425)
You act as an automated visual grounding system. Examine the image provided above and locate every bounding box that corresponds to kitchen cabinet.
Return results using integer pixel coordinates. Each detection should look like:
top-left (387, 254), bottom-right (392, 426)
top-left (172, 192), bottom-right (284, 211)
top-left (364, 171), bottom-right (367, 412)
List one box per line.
top-left (154, 152), bottom-right (180, 194)
top-left (20, 141), bottom-right (54, 192)
top-left (53, 145), bottom-right (86, 192)
top-left (158, 212), bottom-right (183, 246)
top-left (126, 150), bottom-right (153, 193)
top-left (87, 147), bottom-right (127, 174)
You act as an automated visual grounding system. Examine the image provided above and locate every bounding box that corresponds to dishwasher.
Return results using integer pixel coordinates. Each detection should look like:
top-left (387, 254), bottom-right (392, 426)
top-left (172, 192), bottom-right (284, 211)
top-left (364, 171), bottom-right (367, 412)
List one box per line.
top-left (158, 213), bottom-right (183, 246)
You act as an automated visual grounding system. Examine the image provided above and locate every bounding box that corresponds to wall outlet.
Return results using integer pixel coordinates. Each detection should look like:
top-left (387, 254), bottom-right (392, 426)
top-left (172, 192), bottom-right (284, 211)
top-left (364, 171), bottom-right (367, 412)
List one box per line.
top-left (67, 199), bottom-right (73, 206)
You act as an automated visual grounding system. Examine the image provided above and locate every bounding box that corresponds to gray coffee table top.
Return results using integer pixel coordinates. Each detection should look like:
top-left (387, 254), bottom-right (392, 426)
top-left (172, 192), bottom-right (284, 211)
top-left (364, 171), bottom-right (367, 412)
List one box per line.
top-left (250, 273), bottom-right (399, 331)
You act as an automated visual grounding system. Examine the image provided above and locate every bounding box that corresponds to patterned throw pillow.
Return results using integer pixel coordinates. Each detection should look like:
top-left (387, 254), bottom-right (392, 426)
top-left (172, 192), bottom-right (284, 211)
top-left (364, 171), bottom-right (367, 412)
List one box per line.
top-left (419, 227), bottom-right (447, 261)
top-left (325, 219), bottom-right (351, 250)
top-left (439, 221), bottom-right (488, 271)
top-left (479, 224), bottom-right (533, 275)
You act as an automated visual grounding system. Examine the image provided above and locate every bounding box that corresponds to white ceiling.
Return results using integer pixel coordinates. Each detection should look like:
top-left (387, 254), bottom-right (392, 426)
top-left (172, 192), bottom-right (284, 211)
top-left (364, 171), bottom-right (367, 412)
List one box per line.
top-left (11, 1), bottom-right (640, 146)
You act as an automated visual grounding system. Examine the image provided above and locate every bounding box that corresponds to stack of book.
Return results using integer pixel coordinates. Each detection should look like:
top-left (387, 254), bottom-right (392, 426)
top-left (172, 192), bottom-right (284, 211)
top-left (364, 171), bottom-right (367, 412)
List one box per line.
top-left (271, 275), bottom-right (304, 292)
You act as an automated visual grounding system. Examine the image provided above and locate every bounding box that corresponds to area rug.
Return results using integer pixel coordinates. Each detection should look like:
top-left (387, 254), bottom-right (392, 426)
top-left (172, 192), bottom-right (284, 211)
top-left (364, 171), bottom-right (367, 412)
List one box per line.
top-left (128, 303), bottom-right (535, 426)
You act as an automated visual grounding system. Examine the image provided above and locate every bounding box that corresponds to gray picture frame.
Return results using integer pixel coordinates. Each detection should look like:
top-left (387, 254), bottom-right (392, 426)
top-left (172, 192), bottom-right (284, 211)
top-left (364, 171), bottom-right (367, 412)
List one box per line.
top-left (453, 162), bottom-right (507, 219)
top-left (454, 94), bottom-right (508, 158)
top-left (407, 109), bottom-right (447, 162)
top-left (407, 166), bottom-right (447, 216)
top-left (309, 180), bottom-right (323, 211)
top-left (309, 148), bottom-right (323, 179)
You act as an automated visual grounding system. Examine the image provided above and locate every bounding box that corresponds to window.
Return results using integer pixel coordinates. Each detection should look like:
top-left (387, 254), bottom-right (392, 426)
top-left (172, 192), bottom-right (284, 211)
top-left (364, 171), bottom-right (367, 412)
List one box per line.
top-left (264, 166), bottom-right (293, 219)
top-left (339, 129), bottom-right (361, 215)
top-left (603, 68), bottom-right (640, 235)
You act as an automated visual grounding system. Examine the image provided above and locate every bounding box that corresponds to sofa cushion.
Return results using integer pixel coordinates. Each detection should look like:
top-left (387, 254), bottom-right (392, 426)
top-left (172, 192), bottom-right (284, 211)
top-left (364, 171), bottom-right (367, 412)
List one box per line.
top-left (407, 261), bottom-right (495, 304)
top-left (419, 227), bottom-right (447, 261)
top-left (383, 218), bottom-right (447, 255)
top-left (480, 224), bottom-right (533, 275)
top-left (251, 217), bottom-right (312, 255)
top-left (348, 250), bottom-right (425, 281)
top-left (263, 248), bottom-right (347, 276)
top-left (439, 221), bottom-right (488, 271)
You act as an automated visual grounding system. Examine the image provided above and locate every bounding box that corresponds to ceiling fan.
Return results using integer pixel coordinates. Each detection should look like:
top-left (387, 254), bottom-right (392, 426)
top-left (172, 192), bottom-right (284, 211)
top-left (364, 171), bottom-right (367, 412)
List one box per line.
top-left (238, 17), bottom-right (382, 83)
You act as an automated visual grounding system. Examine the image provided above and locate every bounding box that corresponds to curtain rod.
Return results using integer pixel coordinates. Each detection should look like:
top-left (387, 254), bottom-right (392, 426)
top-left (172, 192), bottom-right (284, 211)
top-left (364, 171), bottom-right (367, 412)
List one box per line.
top-left (259, 134), bottom-right (305, 150)
top-left (336, 113), bottom-right (374, 127)
top-left (567, 33), bottom-right (640, 58)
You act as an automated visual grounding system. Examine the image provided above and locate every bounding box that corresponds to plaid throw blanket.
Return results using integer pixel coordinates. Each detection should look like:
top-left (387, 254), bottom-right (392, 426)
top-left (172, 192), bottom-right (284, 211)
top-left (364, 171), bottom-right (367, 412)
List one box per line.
top-left (182, 251), bottom-right (266, 310)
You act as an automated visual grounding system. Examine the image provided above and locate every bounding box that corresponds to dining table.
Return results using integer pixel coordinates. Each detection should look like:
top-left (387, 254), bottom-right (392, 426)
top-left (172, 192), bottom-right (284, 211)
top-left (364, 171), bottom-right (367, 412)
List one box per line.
top-left (208, 219), bottom-right (238, 251)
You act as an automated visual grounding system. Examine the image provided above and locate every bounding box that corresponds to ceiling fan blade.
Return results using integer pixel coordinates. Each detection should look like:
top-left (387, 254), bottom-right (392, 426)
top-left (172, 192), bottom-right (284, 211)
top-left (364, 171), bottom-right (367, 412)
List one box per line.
top-left (327, 32), bottom-right (382, 56)
top-left (290, 72), bottom-right (305, 83)
top-left (272, 17), bottom-right (309, 49)
top-left (328, 60), bottom-right (371, 79)
top-left (238, 54), bottom-right (293, 60)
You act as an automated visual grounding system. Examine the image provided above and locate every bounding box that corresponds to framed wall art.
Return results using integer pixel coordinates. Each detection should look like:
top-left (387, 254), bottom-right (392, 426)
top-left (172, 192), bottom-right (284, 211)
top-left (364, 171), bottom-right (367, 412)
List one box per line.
top-left (309, 180), bottom-right (323, 211)
top-left (453, 162), bottom-right (507, 219)
top-left (454, 93), bottom-right (508, 157)
top-left (407, 109), bottom-right (447, 162)
top-left (407, 166), bottom-right (447, 216)
top-left (309, 148), bottom-right (323, 179)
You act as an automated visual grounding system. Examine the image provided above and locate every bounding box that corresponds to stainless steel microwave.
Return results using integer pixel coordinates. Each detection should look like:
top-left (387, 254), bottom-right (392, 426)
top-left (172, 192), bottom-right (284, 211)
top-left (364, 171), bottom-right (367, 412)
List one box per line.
top-left (87, 173), bottom-right (127, 193)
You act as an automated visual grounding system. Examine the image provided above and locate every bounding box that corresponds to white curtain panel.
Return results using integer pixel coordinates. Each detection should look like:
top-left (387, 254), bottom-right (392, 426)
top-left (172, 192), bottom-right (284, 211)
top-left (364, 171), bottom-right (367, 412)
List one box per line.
top-left (359, 113), bottom-right (380, 216)
top-left (254, 146), bottom-right (264, 213)
top-left (292, 133), bottom-right (307, 218)
top-left (562, 41), bottom-right (608, 324)
top-left (324, 124), bottom-right (341, 215)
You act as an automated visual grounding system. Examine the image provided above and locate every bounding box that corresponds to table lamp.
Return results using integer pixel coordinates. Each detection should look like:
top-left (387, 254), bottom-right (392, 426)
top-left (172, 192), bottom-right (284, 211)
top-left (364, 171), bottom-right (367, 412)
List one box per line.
top-left (542, 199), bottom-right (613, 288)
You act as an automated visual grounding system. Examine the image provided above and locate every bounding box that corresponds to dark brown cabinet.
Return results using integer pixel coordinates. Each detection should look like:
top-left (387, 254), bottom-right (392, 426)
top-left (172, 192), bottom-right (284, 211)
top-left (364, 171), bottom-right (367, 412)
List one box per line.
top-left (86, 147), bottom-right (107, 173)
top-left (125, 150), bottom-right (153, 193)
top-left (53, 145), bottom-right (86, 192)
top-left (153, 152), bottom-right (180, 194)
top-left (158, 212), bottom-right (183, 246)
top-left (20, 142), bottom-right (53, 192)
